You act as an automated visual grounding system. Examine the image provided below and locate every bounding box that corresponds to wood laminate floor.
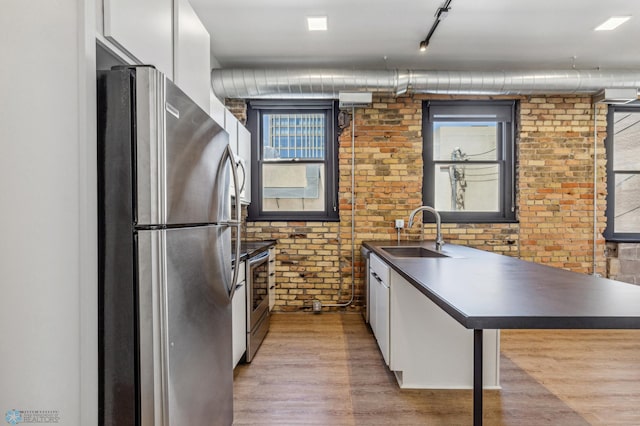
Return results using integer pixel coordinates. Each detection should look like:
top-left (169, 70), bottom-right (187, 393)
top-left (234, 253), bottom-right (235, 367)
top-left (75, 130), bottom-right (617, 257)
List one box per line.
top-left (233, 313), bottom-right (640, 425)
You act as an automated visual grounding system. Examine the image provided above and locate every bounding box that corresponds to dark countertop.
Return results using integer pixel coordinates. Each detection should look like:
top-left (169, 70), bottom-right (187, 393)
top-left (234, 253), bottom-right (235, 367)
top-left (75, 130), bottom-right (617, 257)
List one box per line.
top-left (363, 240), bottom-right (640, 330)
top-left (233, 240), bottom-right (276, 264)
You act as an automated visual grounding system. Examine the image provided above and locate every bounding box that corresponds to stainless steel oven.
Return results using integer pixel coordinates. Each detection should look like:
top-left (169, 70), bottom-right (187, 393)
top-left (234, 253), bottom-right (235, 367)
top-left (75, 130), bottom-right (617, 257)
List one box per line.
top-left (246, 250), bottom-right (270, 362)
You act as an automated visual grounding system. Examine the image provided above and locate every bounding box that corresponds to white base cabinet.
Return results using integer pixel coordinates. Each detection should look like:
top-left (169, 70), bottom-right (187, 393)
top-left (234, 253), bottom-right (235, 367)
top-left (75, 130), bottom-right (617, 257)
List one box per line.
top-left (232, 261), bottom-right (247, 368)
top-left (389, 269), bottom-right (500, 389)
top-left (369, 254), bottom-right (390, 365)
top-left (367, 253), bottom-right (500, 389)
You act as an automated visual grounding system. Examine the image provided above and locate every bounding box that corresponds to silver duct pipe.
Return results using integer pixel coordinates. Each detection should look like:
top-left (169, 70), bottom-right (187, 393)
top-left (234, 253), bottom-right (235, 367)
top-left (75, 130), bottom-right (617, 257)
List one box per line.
top-left (211, 68), bottom-right (640, 98)
top-left (211, 68), bottom-right (403, 98)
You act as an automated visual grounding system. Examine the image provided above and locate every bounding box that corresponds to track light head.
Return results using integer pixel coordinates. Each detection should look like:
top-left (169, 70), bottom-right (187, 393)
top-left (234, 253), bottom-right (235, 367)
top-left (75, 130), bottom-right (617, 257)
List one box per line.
top-left (418, 0), bottom-right (452, 54)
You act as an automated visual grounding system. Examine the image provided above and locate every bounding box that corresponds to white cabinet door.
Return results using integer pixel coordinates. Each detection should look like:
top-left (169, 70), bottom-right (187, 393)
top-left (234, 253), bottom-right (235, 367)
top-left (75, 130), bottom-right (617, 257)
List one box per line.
top-left (232, 261), bottom-right (247, 368)
top-left (369, 270), bottom-right (378, 337)
top-left (370, 270), bottom-right (390, 366)
top-left (174, 0), bottom-right (210, 111)
top-left (237, 124), bottom-right (252, 204)
top-left (103, 0), bottom-right (173, 79)
top-left (210, 92), bottom-right (226, 127)
top-left (225, 110), bottom-right (253, 204)
top-left (224, 110), bottom-right (238, 156)
top-left (368, 254), bottom-right (391, 366)
top-left (376, 277), bottom-right (390, 366)
top-left (389, 270), bottom-right (500, 389)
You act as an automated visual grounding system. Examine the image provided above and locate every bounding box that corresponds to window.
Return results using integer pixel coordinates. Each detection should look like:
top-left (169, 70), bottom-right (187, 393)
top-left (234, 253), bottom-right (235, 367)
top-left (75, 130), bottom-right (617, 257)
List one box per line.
top-left (604, 105), bottom-right (640, 241)
top-left (247, 100), bottom-right (339, 221)
top-left (422, 100), bottom-right (516, 223)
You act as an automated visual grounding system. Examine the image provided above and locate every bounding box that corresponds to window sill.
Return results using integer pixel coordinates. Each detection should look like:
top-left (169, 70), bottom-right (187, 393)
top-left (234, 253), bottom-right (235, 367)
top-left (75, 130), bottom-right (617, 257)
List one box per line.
top-left (247, 215), bottom-right (340, 223)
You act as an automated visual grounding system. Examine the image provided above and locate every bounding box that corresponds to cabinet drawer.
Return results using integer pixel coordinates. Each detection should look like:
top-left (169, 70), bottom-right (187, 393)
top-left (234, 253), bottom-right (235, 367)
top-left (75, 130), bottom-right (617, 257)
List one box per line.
top-left (370, 253), bottom-right (389, 284)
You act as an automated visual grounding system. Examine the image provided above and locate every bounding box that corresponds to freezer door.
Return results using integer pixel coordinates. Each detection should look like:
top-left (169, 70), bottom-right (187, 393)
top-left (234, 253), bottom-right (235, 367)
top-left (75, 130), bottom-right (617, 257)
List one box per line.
top-left (138, 225), bottom-right (233, 426)
top-left (134, 67), bottom-right (230, 226)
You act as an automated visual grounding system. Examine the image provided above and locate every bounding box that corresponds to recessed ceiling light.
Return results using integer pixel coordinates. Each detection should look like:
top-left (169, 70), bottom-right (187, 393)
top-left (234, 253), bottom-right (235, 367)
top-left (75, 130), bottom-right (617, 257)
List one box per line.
top-left (595, 16), bottom-right (631, 31)
top-left (307, 16), bottom-right (327, 31)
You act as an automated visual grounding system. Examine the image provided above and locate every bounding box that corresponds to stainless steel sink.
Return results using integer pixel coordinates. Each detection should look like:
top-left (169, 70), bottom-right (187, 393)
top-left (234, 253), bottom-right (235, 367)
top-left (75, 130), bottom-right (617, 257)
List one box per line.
top-left (380, 246), bottom-right (449, 258)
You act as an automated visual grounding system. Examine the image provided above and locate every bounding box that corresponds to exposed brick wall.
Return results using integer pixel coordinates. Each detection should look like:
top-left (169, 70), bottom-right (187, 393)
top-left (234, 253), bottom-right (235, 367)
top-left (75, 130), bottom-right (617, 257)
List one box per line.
top-left (228, 93), bottom-right (609, 311)
top-left (518, 96), bottom-right (607, 273)
top-left (245, 222), bottom-right (343, 312)
top-left (225, 98), bottom-right (247, 125)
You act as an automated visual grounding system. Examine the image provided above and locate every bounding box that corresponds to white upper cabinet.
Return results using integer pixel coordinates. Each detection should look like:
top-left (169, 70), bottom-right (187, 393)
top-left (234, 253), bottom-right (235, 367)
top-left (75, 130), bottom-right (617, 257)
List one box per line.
top-left (174, 0), bottom-right (211, 111)
top-left (210, 91), bottom-right (226, 126)
top-left (103, 0), bottom-right (174, 79)
top-left (224, 111), bottom-right (252, 204)
top-left (237, 123), bottom-right (252, 204)
top-left (100, 0), bottom-right (213, 111)
top-left (225, 110), bottom-right (239, 156)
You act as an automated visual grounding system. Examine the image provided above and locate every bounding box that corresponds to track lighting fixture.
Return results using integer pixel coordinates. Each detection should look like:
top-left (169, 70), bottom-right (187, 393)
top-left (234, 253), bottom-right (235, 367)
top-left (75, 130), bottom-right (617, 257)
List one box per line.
top-left (418, 0), bottom-right (453, 53)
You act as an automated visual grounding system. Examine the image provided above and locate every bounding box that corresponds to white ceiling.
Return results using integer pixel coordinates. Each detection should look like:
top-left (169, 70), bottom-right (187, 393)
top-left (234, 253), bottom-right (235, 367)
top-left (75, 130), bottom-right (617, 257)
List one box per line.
top-left (190, 0), bottom-right (640, 71)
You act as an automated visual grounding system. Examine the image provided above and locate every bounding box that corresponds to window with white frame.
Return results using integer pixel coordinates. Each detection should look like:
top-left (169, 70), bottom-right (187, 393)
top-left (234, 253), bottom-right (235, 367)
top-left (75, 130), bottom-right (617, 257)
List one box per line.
top-left (247, 100), bottom-right (339, 221)
top-left (605, 105), bottom-right (640, 241)
top-left (422, 100), bottom-right (517, 223)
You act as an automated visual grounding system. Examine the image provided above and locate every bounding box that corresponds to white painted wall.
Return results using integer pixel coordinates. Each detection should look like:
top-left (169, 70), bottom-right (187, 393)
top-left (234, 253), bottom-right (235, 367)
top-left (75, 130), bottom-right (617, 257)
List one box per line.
top-left (0, 1), bottom-right (97, 425)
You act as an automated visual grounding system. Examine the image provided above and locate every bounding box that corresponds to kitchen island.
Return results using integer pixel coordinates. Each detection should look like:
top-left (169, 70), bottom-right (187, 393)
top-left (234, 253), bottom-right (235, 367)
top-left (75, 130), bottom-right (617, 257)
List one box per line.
top-left (363, 240), bottom-right (640, 426)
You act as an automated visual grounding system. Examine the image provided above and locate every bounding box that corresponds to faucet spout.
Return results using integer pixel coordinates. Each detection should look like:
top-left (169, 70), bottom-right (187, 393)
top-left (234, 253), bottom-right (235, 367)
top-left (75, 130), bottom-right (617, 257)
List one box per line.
top-left (408, 206), bottom-right (445, 251)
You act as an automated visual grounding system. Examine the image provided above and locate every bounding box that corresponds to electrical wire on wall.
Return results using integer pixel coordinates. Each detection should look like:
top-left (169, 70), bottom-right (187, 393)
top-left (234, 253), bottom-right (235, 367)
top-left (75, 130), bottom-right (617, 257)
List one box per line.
top-left (324, 106), bottom-right (357, 308)
top-left (593, 103), bottom-right (601, 277)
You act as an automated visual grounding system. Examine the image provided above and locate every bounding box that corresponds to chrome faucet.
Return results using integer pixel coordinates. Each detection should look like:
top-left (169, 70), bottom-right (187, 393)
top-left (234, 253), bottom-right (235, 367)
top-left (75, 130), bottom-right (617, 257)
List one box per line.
top-left (408, 206), bottom-right (445, 251)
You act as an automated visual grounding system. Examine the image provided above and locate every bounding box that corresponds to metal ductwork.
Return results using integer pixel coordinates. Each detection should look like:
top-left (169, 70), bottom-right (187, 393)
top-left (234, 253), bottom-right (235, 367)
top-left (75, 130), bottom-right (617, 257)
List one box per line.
top-left (211, 68), bottom-right (640, 99)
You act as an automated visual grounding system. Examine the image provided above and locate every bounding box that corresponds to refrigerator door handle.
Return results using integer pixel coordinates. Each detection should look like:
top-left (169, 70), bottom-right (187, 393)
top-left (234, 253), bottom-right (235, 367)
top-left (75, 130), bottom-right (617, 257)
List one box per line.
top-left (223, 144), bottom-right (242, 301)
top-left (236, 159), bottom-right (246, 194)
top-left (220, 220), bottom-right (242, 226)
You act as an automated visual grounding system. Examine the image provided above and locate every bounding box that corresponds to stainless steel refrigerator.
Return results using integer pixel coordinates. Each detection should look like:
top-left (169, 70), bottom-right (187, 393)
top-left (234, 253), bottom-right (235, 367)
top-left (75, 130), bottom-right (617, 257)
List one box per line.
top-left (97, 66), bottom-right (241, 426)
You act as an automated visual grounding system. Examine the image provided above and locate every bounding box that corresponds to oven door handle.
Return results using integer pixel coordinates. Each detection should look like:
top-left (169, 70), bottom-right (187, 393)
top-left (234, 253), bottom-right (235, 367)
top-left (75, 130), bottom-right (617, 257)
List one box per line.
top-left (249, 251), bottom-right (269, 267)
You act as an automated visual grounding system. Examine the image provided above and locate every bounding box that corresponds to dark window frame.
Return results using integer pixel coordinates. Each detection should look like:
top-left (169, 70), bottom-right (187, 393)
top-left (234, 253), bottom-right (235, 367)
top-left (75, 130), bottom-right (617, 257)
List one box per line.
top-left (422, 100), bottom-right (517, 223)
top-left (246, 99), bottom-right (340, 222)
top-left (604, 104), bottom-right (640, 242)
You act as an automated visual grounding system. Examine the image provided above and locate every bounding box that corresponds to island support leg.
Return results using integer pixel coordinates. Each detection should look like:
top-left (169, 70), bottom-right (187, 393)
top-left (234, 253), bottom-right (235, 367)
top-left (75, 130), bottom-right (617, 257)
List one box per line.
top-left (474, 329), bottom-right (483, 426)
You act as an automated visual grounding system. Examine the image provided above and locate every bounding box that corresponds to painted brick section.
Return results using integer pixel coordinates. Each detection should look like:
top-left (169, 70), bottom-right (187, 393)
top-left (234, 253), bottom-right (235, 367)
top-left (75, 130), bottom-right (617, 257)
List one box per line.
top-left (607, 243), bottom-right (640, 284)
top-left (229, 94), bottom-right (609, 311)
